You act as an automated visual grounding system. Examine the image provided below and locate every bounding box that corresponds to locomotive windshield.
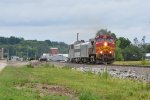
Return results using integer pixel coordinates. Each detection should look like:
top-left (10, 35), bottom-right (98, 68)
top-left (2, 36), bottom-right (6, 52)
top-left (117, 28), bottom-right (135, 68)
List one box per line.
top-left (96, 38), bottom-right (105, 42)
top-left (106, 38), bottom-right (114, 42)
top-left (96, 38), bottom-right (113, 42)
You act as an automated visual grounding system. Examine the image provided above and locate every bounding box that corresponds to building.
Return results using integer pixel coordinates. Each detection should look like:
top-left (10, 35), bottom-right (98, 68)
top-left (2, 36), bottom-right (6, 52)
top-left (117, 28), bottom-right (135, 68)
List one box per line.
top-left (40, 53), bottom-right (68, 62)
top-left (11, 56), bottom-right (23, 61)
top-left (145, 53), bottom-right (150, 60)
top-left (50, 48), bottom-right (58, 55)
top-left (0, 48), bottom-right (4, 60)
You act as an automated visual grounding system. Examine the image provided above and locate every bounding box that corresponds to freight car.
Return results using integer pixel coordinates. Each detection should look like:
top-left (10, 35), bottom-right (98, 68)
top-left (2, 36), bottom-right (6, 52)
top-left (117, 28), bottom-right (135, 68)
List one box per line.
top-left (68, 34), bottom-right (115, 64)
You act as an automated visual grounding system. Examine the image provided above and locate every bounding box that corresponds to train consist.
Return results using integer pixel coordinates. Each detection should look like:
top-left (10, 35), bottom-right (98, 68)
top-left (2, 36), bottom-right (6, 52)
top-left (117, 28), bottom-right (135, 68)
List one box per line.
top-left (68, 34), bottom-right (115, 64)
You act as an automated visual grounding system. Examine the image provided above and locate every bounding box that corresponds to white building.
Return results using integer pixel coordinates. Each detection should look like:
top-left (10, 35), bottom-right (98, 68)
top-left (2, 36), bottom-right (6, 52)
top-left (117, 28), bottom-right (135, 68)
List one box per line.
top-left (41, 53), bottom-right (68, 61)
top-left (11, 56), bottom-right (23, 61)
top-left (145, 53), bottom-right (150, 60)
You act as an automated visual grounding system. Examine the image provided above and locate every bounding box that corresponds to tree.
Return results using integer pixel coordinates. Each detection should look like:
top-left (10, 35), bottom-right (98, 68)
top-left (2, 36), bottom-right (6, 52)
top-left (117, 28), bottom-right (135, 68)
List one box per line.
top-left (115, 40), bottom-right (124, 61)
top-left (0, 36), bottom-right (68, 59)
top-left (142, 36), bottom-right (146, 45)
top-left (123, 45), bottom-right (146, 61)
top-left (133, 37), bottom-right (138, 46)
top-left (118, 37), bottom-right (131, 49)
top-left (111, 33), bottom-right (117, 40)
top-left (96, 29), bottom-right (112, 36)
top-left (146, 44), bottom-right (150, 53)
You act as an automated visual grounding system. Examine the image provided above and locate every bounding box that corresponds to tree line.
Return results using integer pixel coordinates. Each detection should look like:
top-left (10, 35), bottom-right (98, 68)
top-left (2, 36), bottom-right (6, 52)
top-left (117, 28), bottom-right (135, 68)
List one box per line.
top-left (1, 30), bottom-right (150, 61)
top-left (0, 36), bottom-right (68, 60)
top-left (96, 29), bottom-right (150, 61)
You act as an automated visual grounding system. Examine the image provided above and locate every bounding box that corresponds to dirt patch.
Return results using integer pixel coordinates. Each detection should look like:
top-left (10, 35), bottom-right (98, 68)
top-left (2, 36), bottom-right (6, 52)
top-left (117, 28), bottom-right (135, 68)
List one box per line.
top-left (16, 83), bottom-right (78, 100)
top-left (7, 61), bottom-right (29, 67)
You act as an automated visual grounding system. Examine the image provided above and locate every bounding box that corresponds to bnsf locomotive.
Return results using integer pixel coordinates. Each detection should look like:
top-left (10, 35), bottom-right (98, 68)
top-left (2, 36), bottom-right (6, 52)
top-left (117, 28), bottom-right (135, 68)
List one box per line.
top-left (68, 34), bottom-right (115, 64)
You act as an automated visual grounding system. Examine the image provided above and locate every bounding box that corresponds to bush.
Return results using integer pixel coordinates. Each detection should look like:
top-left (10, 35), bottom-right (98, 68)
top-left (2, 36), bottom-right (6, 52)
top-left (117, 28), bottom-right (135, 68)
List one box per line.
top-left (141, 59), bottom-right (150, 65)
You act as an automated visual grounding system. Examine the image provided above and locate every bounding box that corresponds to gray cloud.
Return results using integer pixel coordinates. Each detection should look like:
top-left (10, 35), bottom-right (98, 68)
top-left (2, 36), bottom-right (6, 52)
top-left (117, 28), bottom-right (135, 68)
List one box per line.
top-left (0, 0), bottom-right (150, 43)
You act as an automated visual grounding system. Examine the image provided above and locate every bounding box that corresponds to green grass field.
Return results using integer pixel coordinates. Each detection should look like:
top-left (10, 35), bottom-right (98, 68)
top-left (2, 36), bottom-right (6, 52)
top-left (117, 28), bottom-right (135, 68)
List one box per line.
top-left (0, 64), bottom-right (150, 100)
top-left (113, 60), bottom-right (150, 66)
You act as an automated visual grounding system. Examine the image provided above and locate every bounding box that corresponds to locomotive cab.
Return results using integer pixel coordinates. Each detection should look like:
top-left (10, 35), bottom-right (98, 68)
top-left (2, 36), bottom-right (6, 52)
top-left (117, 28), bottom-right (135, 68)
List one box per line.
top-left (95, 35), bottom-right (115, 63)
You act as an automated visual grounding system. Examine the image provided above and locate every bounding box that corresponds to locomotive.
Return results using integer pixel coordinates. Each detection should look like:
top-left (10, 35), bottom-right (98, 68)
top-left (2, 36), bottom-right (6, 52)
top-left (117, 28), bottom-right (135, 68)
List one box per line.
top-left (68, 34), bottom-right (115, 64)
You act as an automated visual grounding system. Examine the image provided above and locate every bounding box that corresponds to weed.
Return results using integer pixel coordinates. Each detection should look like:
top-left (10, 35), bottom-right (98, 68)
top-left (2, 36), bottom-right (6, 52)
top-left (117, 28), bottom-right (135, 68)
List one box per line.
top-left (0, 65), bottom-right (150, 99)
top-left (141, 60), bottom-right (148, 65)
top-left (86, 70), bottom-right (94, 75)
top-left (145, 73), bottom-right (150, 91)
top-left (62, 65), bottom-right (71, 69)
top-left (26, 64), bottom-right (34, 68)
top-left (100, 69), bottom-right (110, 80)
top-left (51, 64), bottom-right (55, 68)
top-left (44, 64), bottom-right (51, 68)
top-left (79, 92), bottom-right (100, 100)
top-left (146, 82), bottom-right (150, 91)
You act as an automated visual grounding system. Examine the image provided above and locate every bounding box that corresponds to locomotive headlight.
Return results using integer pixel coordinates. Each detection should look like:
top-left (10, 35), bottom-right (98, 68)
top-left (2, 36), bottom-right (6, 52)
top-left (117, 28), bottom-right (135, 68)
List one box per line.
top-left (104, 42), bottom-right (108, 46)
top-left (100, 51), bottom-right (103, 54)
top-left (109, 51), bottom-right (112, 54)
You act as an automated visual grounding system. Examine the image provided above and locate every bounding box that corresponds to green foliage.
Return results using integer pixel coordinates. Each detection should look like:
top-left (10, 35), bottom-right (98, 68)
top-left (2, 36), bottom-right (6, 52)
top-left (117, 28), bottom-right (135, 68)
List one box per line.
top-left (0, 66), bottom-right (150, 99)
top-left (96, 29), bottom-right (116, 39)
top-left (118, 37), bottom-right (131, 49)
top-left (79, 92), bottom-right (100, 100)
top-left (141, 59), bottom-right (148, 65)
top-left (26, 64), bottom-right (34, 68)
top-left (0, 36), bottom-right (24, 45)
top-left (115, 40), bottom-right (124, 61)
top-left (146, 44), bottom-right (150, 53)
top-left (62, 65), bottom-right (71, 69)
top-left (123, 45), bottom-right (146, 61)
top-left (51, 64), bottom-right (55, 68)
top-left (0, 36), bottom-right (68, 59)
top-left (100, 69), bottom-right (110, 80)
top-left (43, 63), bottom-right (51, 68)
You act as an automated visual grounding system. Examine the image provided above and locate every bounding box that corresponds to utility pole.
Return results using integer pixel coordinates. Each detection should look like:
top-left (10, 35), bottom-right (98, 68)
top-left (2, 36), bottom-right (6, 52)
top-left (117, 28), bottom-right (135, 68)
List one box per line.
top-left (77, 33), bottom-right (79, 41)
top-left (35, 52), bottom-right (36, 60)
top-left (7, 49), bottom-right (9, 62)
top-left (1, 48), bottom-right (4, 59)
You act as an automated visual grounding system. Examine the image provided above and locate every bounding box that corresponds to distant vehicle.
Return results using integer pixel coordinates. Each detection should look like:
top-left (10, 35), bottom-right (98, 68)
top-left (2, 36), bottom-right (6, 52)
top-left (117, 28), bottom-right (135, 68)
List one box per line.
top-left (68, 34), bottom-right (115, 64)
top-left (39, 57), bottom-right (47, 62)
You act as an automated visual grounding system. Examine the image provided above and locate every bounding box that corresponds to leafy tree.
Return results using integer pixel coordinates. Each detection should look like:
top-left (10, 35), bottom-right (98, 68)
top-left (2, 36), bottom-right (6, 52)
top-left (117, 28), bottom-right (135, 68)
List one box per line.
top-left (0, 36), bottom-right (23, 44)
top-left (146, 44), bottom-right (150, 53)
top-left (118, 37), bottom-right (131, 49)
top-left (111, 33), bottom-right (117, 40)
top-left (96, 29), bottom-right (112, 36)
top-left (123, 45), bottom-right (146, 61)
top-left (0, 36), bottom-right (68, 60)
top-left (133, 37), bottom-right (139, 46)
top-left (142, 36), bottom-right (146, 44)
top-left (96, 29), bottom-right (116, 40)
top-left (115, 40), bottom-right (124, 61)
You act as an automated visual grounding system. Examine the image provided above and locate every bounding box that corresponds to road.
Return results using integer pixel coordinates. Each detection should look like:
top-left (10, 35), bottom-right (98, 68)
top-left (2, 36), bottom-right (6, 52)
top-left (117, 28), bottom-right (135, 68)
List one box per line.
top-left (0, 61), bottom-right (7, 72)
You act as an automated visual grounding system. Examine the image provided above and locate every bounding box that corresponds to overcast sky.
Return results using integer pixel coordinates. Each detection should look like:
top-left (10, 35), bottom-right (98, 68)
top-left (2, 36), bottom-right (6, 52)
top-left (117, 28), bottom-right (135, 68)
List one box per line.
top-left (0, 0), bottom-right (150, 44)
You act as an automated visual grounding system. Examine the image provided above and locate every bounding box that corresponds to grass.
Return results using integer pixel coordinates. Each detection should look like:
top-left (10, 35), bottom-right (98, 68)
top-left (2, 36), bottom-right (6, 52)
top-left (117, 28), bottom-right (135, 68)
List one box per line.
top-left (0, 64), bottom-right (150, 100)
top-left (113, 60), bottom-right (150, 66)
